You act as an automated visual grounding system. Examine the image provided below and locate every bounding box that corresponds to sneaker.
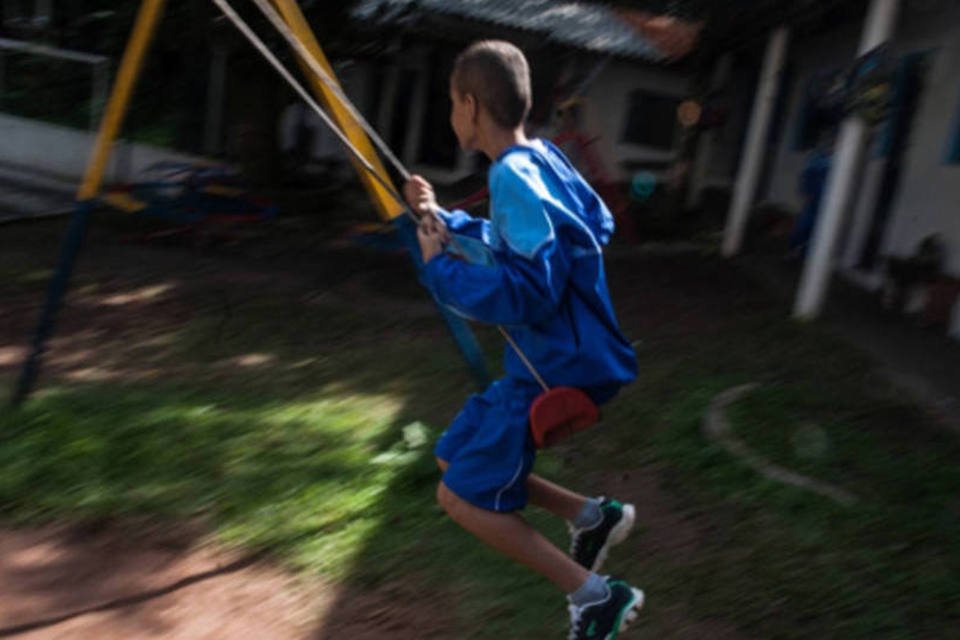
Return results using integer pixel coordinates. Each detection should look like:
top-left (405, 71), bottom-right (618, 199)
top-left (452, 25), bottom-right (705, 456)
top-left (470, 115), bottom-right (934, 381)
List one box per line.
top-left (568, 577), bottom-right (644, 640)
top-left (570, 498), bottom-right (636, 571)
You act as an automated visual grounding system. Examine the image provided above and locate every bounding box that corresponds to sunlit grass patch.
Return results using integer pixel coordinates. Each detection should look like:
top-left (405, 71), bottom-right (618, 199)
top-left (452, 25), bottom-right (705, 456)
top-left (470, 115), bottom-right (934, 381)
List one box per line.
top-left (0, 383), bottom-right (434, 580)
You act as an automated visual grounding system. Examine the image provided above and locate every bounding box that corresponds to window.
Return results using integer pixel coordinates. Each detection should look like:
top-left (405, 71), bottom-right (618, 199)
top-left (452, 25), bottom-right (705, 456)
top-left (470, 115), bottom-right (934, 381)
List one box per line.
top-left (621, 90), bottom-right (680, 150)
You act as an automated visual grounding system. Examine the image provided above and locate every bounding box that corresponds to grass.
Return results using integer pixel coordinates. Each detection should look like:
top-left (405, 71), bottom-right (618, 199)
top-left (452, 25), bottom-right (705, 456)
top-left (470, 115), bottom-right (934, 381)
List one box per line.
top-left (586, 312), bottom-right (960, 639)
top-left (1, 220), bottom-right (958, 638)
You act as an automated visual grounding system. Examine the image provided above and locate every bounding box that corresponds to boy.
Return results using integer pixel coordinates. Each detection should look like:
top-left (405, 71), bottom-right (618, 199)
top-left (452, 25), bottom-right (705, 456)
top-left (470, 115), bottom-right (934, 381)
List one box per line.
top-left (404, 40), bottom-right (643, 639)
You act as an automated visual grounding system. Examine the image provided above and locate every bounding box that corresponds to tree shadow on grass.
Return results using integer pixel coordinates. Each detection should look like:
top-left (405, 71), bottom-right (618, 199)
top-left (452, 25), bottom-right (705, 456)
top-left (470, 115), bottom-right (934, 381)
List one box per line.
top-left (0, 288), bottom-right (488, 638)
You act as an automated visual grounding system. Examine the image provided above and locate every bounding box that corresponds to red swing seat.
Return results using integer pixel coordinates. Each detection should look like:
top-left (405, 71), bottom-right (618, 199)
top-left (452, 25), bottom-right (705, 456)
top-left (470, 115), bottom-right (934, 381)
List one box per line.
top-left (529, 386), bottom-right (600, 448)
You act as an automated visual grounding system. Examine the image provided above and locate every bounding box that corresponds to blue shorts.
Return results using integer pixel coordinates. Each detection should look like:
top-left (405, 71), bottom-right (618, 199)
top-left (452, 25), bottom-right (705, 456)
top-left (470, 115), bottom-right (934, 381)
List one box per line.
top-left (435, 378), bottom-right (540, 513)
top-left (435, 378), bottom-right (622, 513)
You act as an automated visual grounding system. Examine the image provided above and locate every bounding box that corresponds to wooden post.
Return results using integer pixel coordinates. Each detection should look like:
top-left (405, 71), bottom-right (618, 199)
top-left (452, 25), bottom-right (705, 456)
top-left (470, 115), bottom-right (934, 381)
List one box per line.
top-left (12, 0), bottom-right (167, 406)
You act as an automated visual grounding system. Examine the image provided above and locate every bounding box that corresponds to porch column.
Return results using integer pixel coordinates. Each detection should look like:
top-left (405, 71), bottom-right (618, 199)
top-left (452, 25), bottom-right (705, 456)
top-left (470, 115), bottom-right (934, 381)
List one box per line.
top-left (722, 26), bottom-right (789, 257)
top-left (794, 0), bottom-right (900, 320)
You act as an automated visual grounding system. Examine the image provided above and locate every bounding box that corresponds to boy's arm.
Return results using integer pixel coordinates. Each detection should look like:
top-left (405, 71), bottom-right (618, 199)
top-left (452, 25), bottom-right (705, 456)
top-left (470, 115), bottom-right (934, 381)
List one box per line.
top-left (435, 207), bottom-right (490, 242)
top-left (422, 241), bottom-right (569, 326)
top-left (404, 174), bottom-right (491, 242)
top-left (423, 172), bottom-right (570, 326)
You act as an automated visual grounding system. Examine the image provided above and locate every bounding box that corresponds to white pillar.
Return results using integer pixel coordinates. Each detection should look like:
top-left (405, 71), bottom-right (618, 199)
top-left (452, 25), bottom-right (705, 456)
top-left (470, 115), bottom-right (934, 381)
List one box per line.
top-left (722, 27), bottom-right (790, 257)
top-left (794, 0), bottom-right (900, 319)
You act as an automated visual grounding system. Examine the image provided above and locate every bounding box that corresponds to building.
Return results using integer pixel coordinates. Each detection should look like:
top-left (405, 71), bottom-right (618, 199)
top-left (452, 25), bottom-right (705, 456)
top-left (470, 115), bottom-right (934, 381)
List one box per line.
top-left (707, 0), bottom-right (960, 336)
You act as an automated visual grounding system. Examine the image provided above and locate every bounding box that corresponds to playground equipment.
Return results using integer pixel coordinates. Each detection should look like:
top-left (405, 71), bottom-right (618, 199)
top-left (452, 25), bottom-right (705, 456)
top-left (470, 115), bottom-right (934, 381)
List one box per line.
top-left (13, 0), bottom-right (602, 449)
top-left (11, 0), bottom-right (488, 406)
top-left (104, 161), bottom-right (278, 231)
top-left (216, 0), bottom-right (601, 448)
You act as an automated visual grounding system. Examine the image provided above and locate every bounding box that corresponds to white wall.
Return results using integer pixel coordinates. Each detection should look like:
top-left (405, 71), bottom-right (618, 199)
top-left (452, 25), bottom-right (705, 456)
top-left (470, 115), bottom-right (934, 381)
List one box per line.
top-left (764, 22), bottom-right (861, 210)
top-left (0, 113), bottom-right (214, 186)
top-left (761, 3), bottom-right (960, 276)
top-left (582, 59), bottom-right (691, 182)
top-left (881, 3), bottom-right (960, 274)
top-left (335, 54), bottom-right (691, 187)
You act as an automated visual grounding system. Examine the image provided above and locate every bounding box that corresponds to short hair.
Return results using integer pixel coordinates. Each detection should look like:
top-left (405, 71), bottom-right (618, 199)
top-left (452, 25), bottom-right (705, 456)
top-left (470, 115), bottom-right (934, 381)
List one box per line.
top-left (451, 40), bottom-right (532, 129)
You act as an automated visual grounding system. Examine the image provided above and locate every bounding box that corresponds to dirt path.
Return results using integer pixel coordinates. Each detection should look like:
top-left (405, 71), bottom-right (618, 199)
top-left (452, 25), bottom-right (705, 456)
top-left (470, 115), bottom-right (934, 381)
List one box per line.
top-left (0, 523), bottom-right (319, 639)
top-left (0, 523), bottom-right (454, 639)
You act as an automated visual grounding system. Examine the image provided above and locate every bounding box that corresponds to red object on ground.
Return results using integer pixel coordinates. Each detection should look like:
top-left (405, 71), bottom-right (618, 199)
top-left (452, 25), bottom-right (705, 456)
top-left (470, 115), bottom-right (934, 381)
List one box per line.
top-left (529, 386), bottom-right (600, 448)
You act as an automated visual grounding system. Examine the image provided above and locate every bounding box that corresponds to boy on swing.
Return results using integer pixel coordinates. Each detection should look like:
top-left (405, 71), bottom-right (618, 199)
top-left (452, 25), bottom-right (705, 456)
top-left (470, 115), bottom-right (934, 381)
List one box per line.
top-left (404, 40), bottom-right (643, 639)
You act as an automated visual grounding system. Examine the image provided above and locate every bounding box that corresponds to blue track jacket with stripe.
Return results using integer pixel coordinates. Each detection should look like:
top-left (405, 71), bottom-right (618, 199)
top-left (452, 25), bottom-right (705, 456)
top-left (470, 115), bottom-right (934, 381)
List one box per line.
top-left (421, 139), bottom-right (637, 396)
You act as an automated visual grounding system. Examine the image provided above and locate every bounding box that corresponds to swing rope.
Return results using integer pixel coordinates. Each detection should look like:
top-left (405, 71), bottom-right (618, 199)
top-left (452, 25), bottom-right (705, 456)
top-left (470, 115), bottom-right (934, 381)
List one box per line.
top-left (247, 0), bottom-right (411, 182)
top-left (242, 0), bottom-right (553, 394)
top-left (209, 0), bottom-right (414, 222)
top-left (211, 0), bottom-right (553, 395)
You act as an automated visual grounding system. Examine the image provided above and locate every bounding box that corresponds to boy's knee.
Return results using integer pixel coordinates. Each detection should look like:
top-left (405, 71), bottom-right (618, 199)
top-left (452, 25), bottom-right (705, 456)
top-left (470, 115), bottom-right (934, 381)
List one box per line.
top-left (436, 457), bottom-right (449, 473)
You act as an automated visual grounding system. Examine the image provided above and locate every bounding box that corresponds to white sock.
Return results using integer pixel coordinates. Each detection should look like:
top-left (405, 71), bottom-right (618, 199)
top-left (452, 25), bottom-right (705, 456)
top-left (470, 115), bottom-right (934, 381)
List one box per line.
top-left (573, 497), bottom-right (603, 529)
top-left (569, 573), bottom-right (609, 607)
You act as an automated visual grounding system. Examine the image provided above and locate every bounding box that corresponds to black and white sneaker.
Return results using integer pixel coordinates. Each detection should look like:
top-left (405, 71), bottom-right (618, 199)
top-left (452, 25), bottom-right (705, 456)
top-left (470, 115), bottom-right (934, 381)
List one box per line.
top-left (568, 577), bottom-right (644, 640)
top-left (570, 498), bottom-right (636, 571)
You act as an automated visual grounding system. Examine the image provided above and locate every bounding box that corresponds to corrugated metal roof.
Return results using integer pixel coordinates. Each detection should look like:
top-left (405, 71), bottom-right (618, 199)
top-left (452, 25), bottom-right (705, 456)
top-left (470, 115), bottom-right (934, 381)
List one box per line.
top-left (352, 0), bottom-right (666, 61)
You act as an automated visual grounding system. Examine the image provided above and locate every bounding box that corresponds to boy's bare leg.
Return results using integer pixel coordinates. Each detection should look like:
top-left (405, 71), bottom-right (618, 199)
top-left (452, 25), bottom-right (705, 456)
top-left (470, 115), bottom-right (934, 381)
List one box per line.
top-left (437, 459), bottom-right (588, 521)
top-left (526, 474), bottom-right (590, 521)
top-left (436, 482), bottom-right (590, 593)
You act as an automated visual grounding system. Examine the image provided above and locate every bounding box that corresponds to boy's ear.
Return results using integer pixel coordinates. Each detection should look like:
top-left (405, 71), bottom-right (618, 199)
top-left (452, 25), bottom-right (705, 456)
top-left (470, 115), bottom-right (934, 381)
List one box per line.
top-left (464, 93), bottom-right (479, 122)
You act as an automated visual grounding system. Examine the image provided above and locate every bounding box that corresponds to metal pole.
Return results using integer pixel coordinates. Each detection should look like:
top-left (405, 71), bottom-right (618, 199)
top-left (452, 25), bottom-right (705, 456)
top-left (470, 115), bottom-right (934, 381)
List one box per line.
top-left (722, 26), bottom-right (790, 257)
top-left (794, 0), bottom-right (900, 320)
top-left (11, 0), bottom-right (167, 406)
top-left (78, 0), bottom-right (167, 201)
top-left (11, 202), bottom-right (92, 406)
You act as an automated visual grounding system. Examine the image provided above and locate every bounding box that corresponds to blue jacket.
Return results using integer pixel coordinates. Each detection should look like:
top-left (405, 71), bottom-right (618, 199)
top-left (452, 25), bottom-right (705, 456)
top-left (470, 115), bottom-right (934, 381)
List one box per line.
top-left (422, 139), bottom-right (637, 399)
